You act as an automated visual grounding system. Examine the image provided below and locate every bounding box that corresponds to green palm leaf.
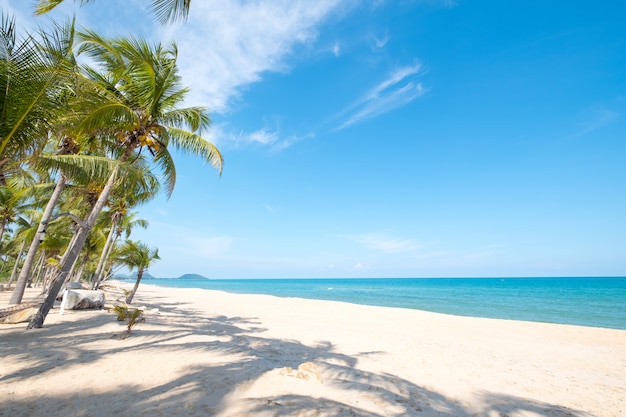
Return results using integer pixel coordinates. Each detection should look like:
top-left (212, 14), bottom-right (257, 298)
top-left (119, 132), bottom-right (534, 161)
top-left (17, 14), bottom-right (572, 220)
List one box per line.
top-left (166, 127), bottom-right (223, 173)
top-left (35, 0), bottom-right (190, 25)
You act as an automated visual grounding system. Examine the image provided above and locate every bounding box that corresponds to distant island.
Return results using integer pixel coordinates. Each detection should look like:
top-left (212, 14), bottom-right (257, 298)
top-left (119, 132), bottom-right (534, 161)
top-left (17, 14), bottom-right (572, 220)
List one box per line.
top-left (176, 274), bottom-right (210, 280)
top-left (114, 273), bottom-right (209, 280)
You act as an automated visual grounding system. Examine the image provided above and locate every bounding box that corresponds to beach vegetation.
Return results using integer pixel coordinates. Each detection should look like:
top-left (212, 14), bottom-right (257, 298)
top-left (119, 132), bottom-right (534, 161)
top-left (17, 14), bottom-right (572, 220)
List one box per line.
top-left (91, 207), bottom-right (149, 291)
top-left (27, 30), bottom-right (221, 328)
top-left (112, 303), bottom-right (144, 339)
top-left (34, 0), bottom-right (192, 25)
top-left (0, 9), bottom-right (221, 328)
top-left (113, 240), bottom-right (160, 304)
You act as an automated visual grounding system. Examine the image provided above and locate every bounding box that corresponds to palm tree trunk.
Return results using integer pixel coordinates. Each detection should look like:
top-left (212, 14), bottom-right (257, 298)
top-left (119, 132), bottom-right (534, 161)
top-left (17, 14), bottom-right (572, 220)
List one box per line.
top-left (0, 219), bottom-right (7, 245)
top-left (72, 256), bottom-right (87, 282)
top-left (28, 166), bottom-right (119, 329)
top-left (32, 251), bottom-right (46, 287)
top-left (40, 265), bottom-right (53, 291)
top-left (98, 233), bottom-right (121, 286)
top-left (91, 217), bottom-right (118, 289)
top-left (6, 240), bottom-right (26, 288)
top-left (125, 269), bottom-right (144, 304)
top-left (10, 174), bottom-right (67, 304)
top-left (102, 264), bottom-right (114, 284)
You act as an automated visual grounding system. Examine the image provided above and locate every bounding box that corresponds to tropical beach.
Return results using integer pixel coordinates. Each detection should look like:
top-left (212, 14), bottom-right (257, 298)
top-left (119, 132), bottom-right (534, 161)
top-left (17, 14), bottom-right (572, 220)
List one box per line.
top-left (1, 2), bottom-right (626, 417)
top-left (2, 282), bottom-right (625, 417)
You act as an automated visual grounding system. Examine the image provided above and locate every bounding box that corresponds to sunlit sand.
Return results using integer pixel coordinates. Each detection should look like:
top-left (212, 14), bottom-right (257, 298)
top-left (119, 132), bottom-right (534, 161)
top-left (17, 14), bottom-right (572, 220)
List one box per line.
top-left (1, 282), bottom-right (624, 417)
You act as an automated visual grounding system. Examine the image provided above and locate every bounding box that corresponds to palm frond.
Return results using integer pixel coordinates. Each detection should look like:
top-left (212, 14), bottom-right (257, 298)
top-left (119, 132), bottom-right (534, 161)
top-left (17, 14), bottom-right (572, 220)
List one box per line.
top-left (153, 0), bottom-right (191, 25)
top-left (78, 103), bottom-right (138, 135)
top-left (151, 146), bottom-right (176, 197)
top-left (35, 0), bottom-right (190, 26)
top-left (34, 0), bottom-right (68, 15)
top-left (160, 106), bottom-right (210, 133)
top-left (34, 154), bottom-right (119, 184)
top-left (76, 28), bottom-right (125, 71)
top-left (166, 127), bottom-right (223, 174)
top-left (111, 158), bottom-right (161, 204)
top-left (0, 15), bottom-right (77, 160)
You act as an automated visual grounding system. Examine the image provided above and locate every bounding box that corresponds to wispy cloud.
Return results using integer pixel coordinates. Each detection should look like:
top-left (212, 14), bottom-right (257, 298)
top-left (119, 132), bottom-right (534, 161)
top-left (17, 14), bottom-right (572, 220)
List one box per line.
top-left (203, 123), bottom-right (311, 151)
top-left (334, 62), bottom-right (428, 130)
top-left (567, 107), bottom-right (619, 140)
top-left (248, 128), bottom-right (280, 146)
top-left (373, 33), bottom-right (390, 49)
top-left (343, 232), bottom-right (422, 253)
top-left (172, 1), bottom-right (350, 112)
top-left (6, 0), bottom-right (352, 116)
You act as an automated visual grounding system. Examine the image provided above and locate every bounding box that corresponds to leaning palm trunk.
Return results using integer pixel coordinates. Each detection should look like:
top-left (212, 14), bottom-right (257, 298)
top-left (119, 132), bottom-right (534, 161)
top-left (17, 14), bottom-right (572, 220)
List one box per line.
top-left (59, 227), bottom-right (80, 266)
top-left (39, 263), bottom-right (55, 292)
top-left (71, 255), bottom-right (88, 282)
top-left (32, 251), bottom-right (47, 287)
top-left (28, 167), bottom-right (118, 328)
top-left (10, 174), bottom-right (67, 304)
top-left (6, 240), bottom-right (26, 288)
top-left (0, 219), bottom-right (6, 245)
top-left (0, 302), bottom-right (41, 318)
top-left (91, 217), bottom-right (118, 289)
top-left (125, 269), bottom-right (144, 304)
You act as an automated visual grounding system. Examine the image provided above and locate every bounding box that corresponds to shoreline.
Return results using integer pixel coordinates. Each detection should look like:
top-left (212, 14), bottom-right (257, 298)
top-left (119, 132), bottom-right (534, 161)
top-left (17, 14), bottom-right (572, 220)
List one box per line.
top-left (134, 276), bottom-right (626, 331)
top-left (2, 282), bottom-right (625, 416)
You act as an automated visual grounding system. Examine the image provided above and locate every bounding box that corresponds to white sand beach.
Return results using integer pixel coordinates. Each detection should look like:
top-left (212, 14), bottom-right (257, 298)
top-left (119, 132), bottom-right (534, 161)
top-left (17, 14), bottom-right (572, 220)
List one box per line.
top-left (1, 282), bottom-right (625, 417)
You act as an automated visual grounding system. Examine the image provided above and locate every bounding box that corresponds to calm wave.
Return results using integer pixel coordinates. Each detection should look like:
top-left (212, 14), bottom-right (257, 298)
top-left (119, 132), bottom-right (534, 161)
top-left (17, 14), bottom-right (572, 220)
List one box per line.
top-left (136, 277), bottom-right (626, 330)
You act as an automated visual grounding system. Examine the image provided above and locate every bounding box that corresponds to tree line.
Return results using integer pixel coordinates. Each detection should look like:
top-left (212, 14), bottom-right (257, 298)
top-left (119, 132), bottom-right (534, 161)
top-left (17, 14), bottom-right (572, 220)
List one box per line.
top-left (0, 0), bottom-right (222, 328)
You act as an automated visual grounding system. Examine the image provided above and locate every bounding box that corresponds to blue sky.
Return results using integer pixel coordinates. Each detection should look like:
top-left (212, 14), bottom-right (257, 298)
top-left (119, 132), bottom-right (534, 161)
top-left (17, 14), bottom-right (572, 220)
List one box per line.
top-left (4, 0), bottom-right (626, 278)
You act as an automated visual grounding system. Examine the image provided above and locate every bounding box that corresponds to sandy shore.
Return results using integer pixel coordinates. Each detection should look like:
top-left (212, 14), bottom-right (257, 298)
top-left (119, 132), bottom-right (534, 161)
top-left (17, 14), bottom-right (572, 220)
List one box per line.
top-left (1, 282), bottom-right (625, 417)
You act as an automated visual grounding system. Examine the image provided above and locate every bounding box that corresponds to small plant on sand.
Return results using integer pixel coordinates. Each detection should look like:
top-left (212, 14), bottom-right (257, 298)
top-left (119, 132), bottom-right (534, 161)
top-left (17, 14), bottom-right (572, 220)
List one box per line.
top-left (112, 304), bottom-right (144, 339)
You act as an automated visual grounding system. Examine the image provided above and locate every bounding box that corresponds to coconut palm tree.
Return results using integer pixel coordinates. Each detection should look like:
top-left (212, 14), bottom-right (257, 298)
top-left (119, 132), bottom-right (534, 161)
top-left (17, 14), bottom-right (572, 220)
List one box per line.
top-left (92, 207), bottom-right (148, 290)
top-left (27, 32), bottom-right (222, 328)
top-left (0, 179), bottom-right (30, 248)
top-left (89, 173), bottom-right (154, 290)
top-left (1, 16), bottom-right (117, 304)
top-left (7, 134), bottom-right (123, 304)
top-left (35, 0), bottom-right (192, 25)
top-left (114, 239), bottom-right (159, 304)
top-left (0, 14), bottom-right (77, 184)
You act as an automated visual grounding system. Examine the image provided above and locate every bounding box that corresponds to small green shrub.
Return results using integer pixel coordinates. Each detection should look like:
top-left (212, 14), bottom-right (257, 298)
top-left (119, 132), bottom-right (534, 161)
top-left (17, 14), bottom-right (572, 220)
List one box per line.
top-left (112, 304), bottom-right (144, 332)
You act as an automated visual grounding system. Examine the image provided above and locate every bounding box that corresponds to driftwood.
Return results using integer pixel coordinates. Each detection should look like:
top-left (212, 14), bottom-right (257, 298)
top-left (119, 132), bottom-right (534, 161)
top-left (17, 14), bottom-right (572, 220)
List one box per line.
top-left (0, 302), bottom-right (42, 318)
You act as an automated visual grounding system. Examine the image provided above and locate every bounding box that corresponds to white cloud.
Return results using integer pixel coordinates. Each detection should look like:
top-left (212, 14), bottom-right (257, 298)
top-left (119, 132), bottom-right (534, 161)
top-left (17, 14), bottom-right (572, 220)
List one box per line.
top-left (248, 128), bottom-right (280, 145)
top-left (204, 122), bottom-right (312, 151)
top-left (344, 232), bottom-right (422, 253)
top-left (173, 1), bottom-right (349, 112)
top-left (373, 34), bottom-right (389, 49)
top-left (335, 61), bottom-right (428, 130)
top-left (332, 41), bottom-right (341, 57)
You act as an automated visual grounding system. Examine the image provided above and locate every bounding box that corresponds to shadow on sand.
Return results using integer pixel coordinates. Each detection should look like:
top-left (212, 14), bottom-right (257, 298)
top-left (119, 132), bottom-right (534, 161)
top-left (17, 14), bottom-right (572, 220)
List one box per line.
top-left (0, 289), bottom-right (598, 417)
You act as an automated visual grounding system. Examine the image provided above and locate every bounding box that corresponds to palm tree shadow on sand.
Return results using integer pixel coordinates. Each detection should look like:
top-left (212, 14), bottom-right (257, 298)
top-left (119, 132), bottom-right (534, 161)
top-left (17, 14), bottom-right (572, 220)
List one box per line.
top-left (0, 291), bottom-right (598, 417)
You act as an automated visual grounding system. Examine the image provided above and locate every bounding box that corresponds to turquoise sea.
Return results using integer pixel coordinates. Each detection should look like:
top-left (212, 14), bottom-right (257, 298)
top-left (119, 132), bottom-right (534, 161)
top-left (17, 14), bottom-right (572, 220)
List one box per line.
top-left (139, 277), bottom-right (626, 330)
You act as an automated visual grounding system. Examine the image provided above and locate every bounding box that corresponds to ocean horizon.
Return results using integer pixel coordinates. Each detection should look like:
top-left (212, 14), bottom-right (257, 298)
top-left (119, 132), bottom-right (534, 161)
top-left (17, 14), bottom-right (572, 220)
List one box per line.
top-left (132, 276), bottom-right (626, 331)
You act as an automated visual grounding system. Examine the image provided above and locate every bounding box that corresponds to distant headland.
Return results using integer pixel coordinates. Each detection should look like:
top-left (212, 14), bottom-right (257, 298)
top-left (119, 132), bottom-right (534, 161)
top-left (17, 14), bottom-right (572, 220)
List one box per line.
top-left (114, 273), bottom-right (209, 280)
